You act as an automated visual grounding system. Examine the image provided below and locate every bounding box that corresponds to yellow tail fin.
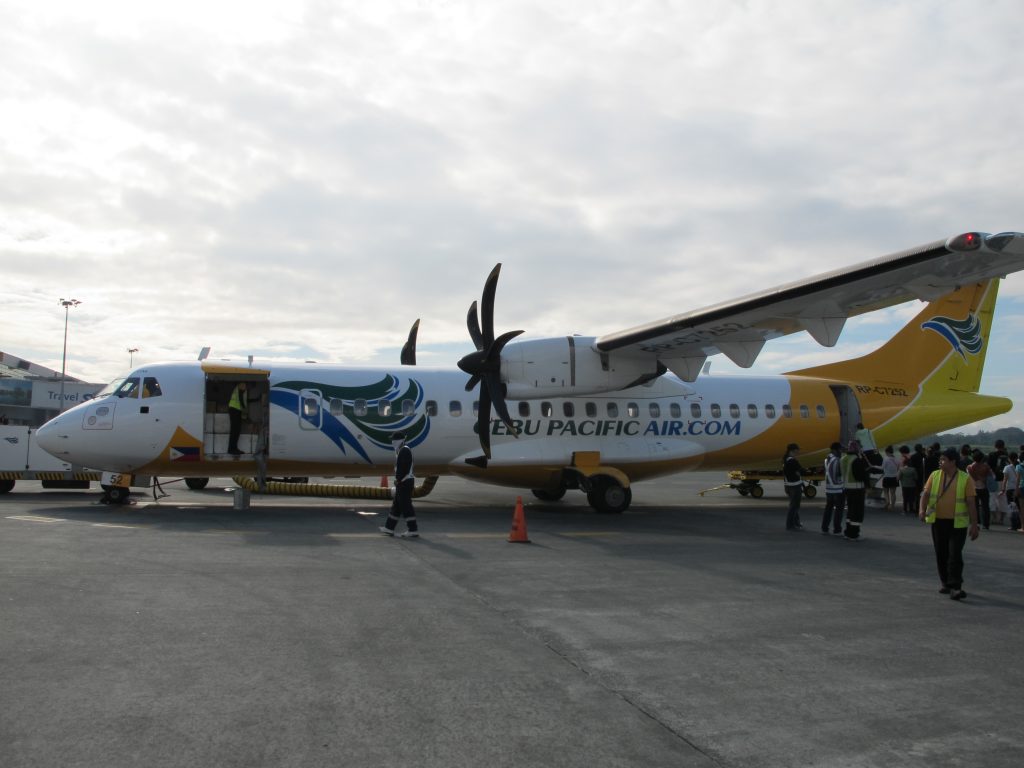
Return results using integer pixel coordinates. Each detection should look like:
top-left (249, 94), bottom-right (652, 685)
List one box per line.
top-left (787, 280), bottom-right (997, 394)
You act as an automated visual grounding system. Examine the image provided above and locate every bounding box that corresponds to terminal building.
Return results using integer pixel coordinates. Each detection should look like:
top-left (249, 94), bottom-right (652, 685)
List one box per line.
top-left (0, 350), bottom-right (104, 428)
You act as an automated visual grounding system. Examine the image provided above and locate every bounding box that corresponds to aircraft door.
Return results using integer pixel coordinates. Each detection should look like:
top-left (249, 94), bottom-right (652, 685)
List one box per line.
top-left (202, 369), bottom-right (271, 460)
top-left (829, 385), bottom-right (862, 446)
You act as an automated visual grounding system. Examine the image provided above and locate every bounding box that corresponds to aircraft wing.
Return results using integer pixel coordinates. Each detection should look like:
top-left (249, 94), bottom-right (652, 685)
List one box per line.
top-left (594, 231), bottom-right (1024, 380)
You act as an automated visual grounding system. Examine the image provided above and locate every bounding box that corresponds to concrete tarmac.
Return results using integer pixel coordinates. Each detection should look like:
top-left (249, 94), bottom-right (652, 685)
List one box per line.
top-left (2, 474), bottom-right (1022, 768)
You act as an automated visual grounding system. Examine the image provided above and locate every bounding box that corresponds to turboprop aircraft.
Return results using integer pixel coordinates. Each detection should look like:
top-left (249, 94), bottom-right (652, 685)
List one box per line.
top-left (36, 231), bottom-right (1024, 511)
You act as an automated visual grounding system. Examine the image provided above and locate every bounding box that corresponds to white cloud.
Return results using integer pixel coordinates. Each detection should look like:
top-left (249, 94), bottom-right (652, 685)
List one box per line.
top-left (2, 0), bottom-right (1023, 429)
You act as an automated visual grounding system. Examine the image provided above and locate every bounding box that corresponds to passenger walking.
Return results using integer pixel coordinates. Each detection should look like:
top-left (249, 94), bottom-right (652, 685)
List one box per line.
top-left (919, 447), bottom-right (980, 600)
top-left (881, 445), bottom-right (900, 510)
top-left (997, 452), bottom-right (1018, 527)
top-left (380, 432), bottom-right (419, 538)
top-left (821, 442), bottom-right (845, 534)
top-left (854, 422), bottom-right (880, 466)
top-left (899, 450), bottom-right (918, 515)
top-left (967, 450), bottom-right (992, 531)
top-left (841, 441), bottom-right (869, 540)
top-left (783, 443), bottom-right (804, 531)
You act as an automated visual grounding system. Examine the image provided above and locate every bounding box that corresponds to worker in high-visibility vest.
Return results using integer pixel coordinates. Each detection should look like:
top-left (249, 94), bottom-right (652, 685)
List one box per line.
top-left (227, 382), bottom-right (247, 456)
top-left (919, 447), bottom-right (980, 601)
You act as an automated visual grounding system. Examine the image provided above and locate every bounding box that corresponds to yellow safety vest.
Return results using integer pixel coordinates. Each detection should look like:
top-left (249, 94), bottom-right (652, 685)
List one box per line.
top-left (229, 386), bottom-right (246, 411)
top-left (924, 469), bottom-right (970, 527)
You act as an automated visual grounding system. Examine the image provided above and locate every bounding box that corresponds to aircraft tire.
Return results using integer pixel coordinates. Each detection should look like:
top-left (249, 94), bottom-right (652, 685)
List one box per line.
top-left (532, 488), bottom-right (566, 502)
top-left (0, 479), bottom-right (14, 494)
top-left (750, 484), bottom-right (764, 499)
top-left (803, 484), bottom-right (817, 499)
top-left (587, 477), bottom-right (631, 514)
top-left (185, 477), bottom-right (210, 490)
top-left (102, 485), bottom-right (130, 504)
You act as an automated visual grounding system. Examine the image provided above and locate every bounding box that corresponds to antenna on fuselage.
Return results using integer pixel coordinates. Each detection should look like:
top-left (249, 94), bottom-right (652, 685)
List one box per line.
top-left (198, 347), bottom-right (211, 361)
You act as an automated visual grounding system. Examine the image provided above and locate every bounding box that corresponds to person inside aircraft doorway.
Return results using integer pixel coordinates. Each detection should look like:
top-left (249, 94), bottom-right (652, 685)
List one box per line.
top-left (380, 432), bottom-right (419, 538)
top-left (227, 382), bottom-right (247, 456)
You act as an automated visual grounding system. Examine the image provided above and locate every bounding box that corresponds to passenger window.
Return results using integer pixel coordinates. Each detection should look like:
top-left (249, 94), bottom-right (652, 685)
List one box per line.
top-left (402, 400), bottom-right (415, 417)
top-left (627, 402), bottom-right (639, 417)
top-left (449, 400), bottom-right (462, 417)
top-left (607, 403), bottom-right (619, 418)
top-left (747, 404), bottom-right (758, 418)
top-left (142, 377), bottom-right (162, 398)
top-left (690, 403), bottom-right (702, 418)
top-left (670, 403), bottom-right (681, 418)
top-left (816, 404), bottom-right (826, 418)
top-left (649, 403), bottom-right (660, 418)
top-left (473, 400), bottom-right (480, 417)
top-left (354, 399), bottom-right (368, 417)
top-left (425, 400), bottom-right (438, 417)
top-left (710, 403), bottom-right (721, 418)
top-left (782, 404), bottom-right (793, 418)
top-left (330, 398), bottom-right (344, 416)
top-left (585, 402), bottom-right (597, 418)
top-left (303, 397), bottom-right (320, 419)
top-left (800, 405), bottom-right (810, 418)
top-left (563, 402), bottom-right (574, 417)
top-left (765, 404), bottom-right (776, 419)
top-left (115, 378), bottom-right (140, 398)
top-left (541, 402), bottom-right (553, 417)
top-left (378, 401), bottom-right (392, 417)
top-left (519, 401), bottom-right (530, 417)
top-left (729, 404), bottom-right (740, 418)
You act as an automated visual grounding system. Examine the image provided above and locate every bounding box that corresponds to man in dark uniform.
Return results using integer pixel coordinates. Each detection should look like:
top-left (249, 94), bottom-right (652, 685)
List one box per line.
top-left (380, 432), bottom-right (419, 538)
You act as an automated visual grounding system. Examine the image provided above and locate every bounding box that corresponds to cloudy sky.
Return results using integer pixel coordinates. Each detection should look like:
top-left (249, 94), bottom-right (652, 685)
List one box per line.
top-left (2, 0), bottom-right (1023, 431)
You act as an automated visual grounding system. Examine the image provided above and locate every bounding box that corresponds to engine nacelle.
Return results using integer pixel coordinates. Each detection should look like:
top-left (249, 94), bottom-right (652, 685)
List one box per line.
top-left (500, 336), bottom-right (661, 399)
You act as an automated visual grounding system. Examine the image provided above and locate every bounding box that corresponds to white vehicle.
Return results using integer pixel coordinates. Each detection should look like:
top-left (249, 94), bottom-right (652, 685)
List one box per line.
top-left (0, 424), bottom-right (99, 493)
top-left (36, 232), bottom-right (1024, 511)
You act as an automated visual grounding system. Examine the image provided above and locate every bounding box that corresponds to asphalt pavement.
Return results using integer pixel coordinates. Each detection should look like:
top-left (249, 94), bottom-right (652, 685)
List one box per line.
top-left (2, 474), bottom-right (1022, 768)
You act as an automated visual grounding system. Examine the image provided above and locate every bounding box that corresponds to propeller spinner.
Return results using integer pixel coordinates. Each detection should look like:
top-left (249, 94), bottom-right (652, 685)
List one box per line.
top-left (457, 264), bottom-right (523, 462)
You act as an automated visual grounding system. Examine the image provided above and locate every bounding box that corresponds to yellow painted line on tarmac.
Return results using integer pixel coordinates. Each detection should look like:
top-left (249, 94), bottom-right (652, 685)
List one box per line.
top-left (6, 515), bottom-right (68, 524)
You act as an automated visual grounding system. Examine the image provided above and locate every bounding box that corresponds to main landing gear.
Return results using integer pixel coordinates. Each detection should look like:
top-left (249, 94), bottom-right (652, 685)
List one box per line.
top-left (532, 473), bottom-right (632, 513)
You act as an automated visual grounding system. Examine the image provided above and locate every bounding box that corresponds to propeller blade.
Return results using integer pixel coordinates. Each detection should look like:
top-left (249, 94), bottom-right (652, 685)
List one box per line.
top-left (476, 384), bottom-right (492, 459)
top-left (464, 374), bottom-right (480, 392)
top-left (487, 373), bottom-right (518, 437)
top-left (479, 264), bottom-right (501, 346)
top-left (400, 319), bottom-right (419, 366)
top-left (467, 301), bottom-right (484, 350)
top-left (487, 329), bottom-right (524, 361)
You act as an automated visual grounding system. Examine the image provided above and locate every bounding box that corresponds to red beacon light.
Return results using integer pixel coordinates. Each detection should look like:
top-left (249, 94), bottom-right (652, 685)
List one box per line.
top-left (948, 232), bottom-right (983, 251)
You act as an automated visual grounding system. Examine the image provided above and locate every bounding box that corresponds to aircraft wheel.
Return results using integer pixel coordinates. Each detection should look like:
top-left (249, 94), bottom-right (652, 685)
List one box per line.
top-left (0, 479), bottom-right (14, 494)
top-left (102, 485), bottom-right (130, 504)
top-left (532, 488), bottom-right (566, 502)
top-left (737, 487), bottom-right (750, 496)
top-left (750, 484), bottom-right (764, 499)
top-left (185, 477), bottom-right (210, 490)
top-left (803, 484), bottom-right (817, 499)
top-left (587, 477), bottom-right (632, 513)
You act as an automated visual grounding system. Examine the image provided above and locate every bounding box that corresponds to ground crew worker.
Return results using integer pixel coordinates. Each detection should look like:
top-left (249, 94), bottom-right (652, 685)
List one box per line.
top-left (227, 382), bottom-right (247, 455)
top-left (919, 447), bottom-right (979, 600)
top-left (783, 442), bottom-right (804, 531)
top-left (380, 431), bottom-right (419, 538)
top-left (841, 440), bottom-right (869, 540)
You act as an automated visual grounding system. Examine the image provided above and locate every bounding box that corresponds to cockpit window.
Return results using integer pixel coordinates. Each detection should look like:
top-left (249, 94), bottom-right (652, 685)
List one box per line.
top-left (114, 378), bottom-right (141, 398)
top-left (142, 377), bottom-right (162, 398)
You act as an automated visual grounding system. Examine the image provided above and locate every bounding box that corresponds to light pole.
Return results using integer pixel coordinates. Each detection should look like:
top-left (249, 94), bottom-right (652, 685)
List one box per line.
top-left (128, 347), bottom-right (139, 367)
top-left (58, 298), bottom-right (81, 412)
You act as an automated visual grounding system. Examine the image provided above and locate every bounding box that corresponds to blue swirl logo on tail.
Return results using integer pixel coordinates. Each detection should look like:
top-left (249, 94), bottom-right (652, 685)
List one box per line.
top-left (921, 313), bottom-right (983, 360)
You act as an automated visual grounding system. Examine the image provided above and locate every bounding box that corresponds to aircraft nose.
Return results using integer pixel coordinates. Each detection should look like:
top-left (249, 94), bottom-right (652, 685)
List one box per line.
top-left (35, 412), bottom-right (75, 460)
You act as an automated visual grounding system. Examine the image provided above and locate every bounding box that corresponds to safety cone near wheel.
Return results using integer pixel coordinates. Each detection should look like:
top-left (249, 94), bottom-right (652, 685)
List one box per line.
top-left (509, 495), bottom-right (531, 543)
top-left (380, 475), bottom-right (388, 488)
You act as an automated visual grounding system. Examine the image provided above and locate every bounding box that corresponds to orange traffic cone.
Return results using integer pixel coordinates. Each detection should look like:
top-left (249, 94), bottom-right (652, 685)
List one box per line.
top-left (509, 495), bottom-right (531, 543)
top-left (380, 475), bottom-right (389, 488)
